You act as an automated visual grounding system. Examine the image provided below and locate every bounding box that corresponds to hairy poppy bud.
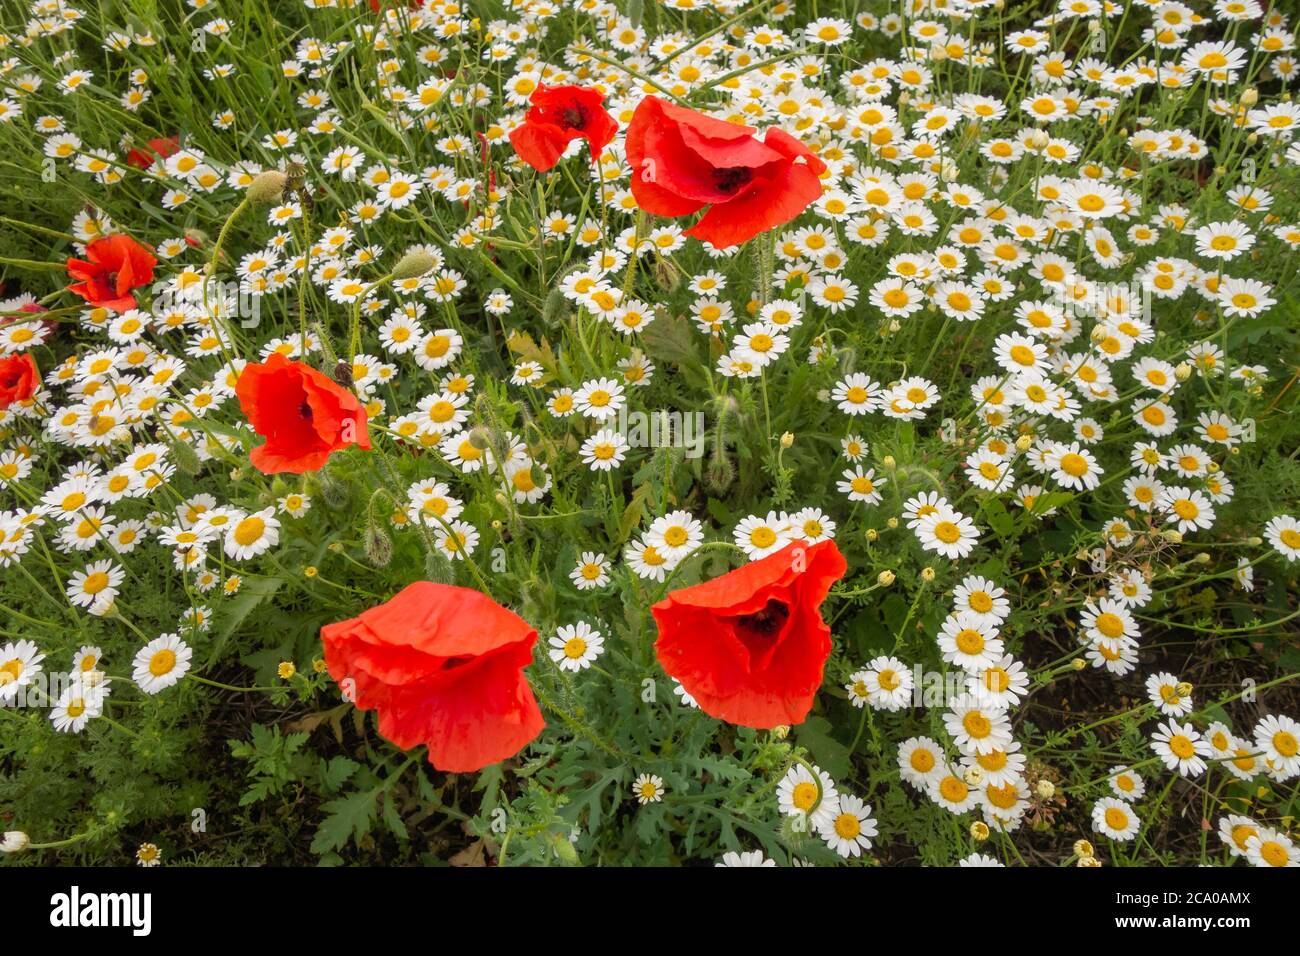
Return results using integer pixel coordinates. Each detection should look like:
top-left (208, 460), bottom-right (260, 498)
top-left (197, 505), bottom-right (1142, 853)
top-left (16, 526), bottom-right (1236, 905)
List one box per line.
top-left (246, 170), bottom-right (288, 204)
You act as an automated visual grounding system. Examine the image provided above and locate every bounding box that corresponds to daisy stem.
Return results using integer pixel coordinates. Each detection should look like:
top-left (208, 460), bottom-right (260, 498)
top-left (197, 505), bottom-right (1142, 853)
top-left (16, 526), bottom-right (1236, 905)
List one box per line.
top-left (188, 674), bottom-right (279, 693)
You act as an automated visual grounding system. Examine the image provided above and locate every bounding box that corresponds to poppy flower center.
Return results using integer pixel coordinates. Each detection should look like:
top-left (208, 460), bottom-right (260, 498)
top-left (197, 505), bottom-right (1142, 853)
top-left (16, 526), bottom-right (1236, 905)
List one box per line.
top-left (561, 105), bottom-right (588, 130)
top-left (713, 166), bottom-right (753, 194)
top-left (730, 598), bottom-right (791, 657)
top-left (300, 401), bottom-right (312, 419)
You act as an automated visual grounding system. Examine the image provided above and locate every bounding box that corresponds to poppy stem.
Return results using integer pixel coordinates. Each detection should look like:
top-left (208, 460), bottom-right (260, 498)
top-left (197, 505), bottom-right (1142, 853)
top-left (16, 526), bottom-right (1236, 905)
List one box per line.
top-left (0, 255), bottom-right (66, 271)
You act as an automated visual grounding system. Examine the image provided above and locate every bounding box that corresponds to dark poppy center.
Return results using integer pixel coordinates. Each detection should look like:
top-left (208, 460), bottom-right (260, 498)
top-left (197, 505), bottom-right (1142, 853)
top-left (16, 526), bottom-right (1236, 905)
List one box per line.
top-left (561, 105), bottom-right (588, 130)
top-left (732, 598), bottom-right (790, 640)
top-left (440, 655), bottom-right (476, 671)
top-left (299, 401), bottom-right (313, 420)
top-left (712, 166), bottom-right (753, 194)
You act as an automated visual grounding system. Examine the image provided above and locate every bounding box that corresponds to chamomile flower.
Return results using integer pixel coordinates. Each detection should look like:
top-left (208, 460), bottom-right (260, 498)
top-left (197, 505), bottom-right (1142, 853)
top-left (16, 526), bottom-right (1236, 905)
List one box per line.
top-left (1092, 798), bottom-right (1140, 841)
top-left (633, 774), bottom-right (665, 805)
top-left (777, 763), bottom-right (839, 829)
top-left (570, 552), bottom-right (611, 591)
top-left (818, 794), bottom-right (878, 858)
top-left (549, 621), bottom-right (605, 672)
top-left (131, 632), bottom-right (192, 694)
top-left (734, 512), bottom-right (791, 560)
top-left (1146, 672), bottom-right (1194, 717)
top-left (898, 736), bottom-right (946, 790)
top-left (1151, 719), bottom-right (1211, 777)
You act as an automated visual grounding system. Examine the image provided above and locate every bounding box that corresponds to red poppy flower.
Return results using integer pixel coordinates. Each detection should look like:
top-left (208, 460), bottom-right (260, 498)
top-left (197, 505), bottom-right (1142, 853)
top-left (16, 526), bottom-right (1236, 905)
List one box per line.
top-left (65, 234), bottom-right (158, 313)
top-left (508, 84), bottom-right (618, 172)
top-left (0, 354), bottom-right (39, 410)
top-left (235, 352), bottom-right (371, 474)
top-left (322, 583), bottom-right (545, 773)
top-left (625, 95), bottom-right (826, 249)
top-left (652, 539), bottom-right (847, 728)
top-left (126, 136), bottom-right (180, 170)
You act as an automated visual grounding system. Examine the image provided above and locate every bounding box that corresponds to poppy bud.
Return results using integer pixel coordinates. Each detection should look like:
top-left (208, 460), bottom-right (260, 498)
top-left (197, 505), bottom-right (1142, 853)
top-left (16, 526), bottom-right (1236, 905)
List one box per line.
top-left (393, 249), bottom-right (437, 280)
top-left (246, 170), bottom-right (288, 204)
top-left (363, 523), bottom-right (392, 568)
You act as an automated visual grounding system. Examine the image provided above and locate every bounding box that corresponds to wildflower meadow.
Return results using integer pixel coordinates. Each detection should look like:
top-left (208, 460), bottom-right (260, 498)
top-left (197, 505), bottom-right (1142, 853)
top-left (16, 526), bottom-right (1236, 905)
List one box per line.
top-left (1, 0), bottom-right (1299, 878)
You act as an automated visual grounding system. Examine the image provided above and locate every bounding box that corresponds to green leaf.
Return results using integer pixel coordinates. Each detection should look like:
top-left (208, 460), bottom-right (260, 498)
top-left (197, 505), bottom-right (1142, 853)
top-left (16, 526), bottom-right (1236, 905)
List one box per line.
top-left (310, 789), bottom-right (378, 855)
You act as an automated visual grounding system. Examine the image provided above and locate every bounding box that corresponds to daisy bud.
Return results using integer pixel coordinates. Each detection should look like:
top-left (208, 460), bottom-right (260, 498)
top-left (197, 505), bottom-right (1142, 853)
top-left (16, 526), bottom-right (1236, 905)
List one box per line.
top-left (780, 431), bottom-right (794, 448)
top-left (1164, 529), bottom-right (1183, 543)
top-left (882, 455), bottom-right (896, 470)
top-left (886, 518), bottom-right (898, 531)
top-left (1246, 133), bottom-right (1258, 146)
top-left (1015, 434), bottom-right (1033, 452)
top-left (393, 250), bottom-right (436, 280)
top-left (772, 725), bottom-right (790, 739)
top-left (1241, 88), bottom-right (1259, 107)
top-left (930, 45), bottom-right (947, 62)
top-left (1, 831), bottom-right (28, 853)
top-left (327, 541), bottom-right (344, 553)
top-left (246, 170), bottom-right (289, 204)
top-left (1174, 362), bottom-right (1192, 381)
top-left (1176, 682), bottom-right (1193, 698)
top-left (1035, 780), bottom-right (1056, 799)
top-left (993, 0), bottom-right (1004, 9)
top-left (970, 822), bottom-right (990, 841)
top-left (897, 91), bottom-right (911, 107)
top-left (1073, 839), bottom-right (1096, 858)
top-left (866, 528), bottom-right (879, 542)
top-left (1078, 855), bottom-right (1102, 868)
top-left (1087, 18), bottom-right (1100, 32)
top-left (963, 766), bottom-right (983, 786)
top-left (921, 566), bottom-right (936, 582)
top-left (888, 320), bottom-right (901, 333)
top-left (1248, 537), bottom-right (1262, 546)
top-left (878, 570), bottom-right (896, 587)
top-left (303, 566), bottom-right (318, 578)
top-left (278, 661), bottom-right (296, 680)
top-left (1028, 129), bottom-right (1049, 149)
top-left (313, 659), bottom-right (327, 674)
top-left (1194, 552), bottom-right (1211, 564)
top-left (1071, 658), bottom-right (1086, 671)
